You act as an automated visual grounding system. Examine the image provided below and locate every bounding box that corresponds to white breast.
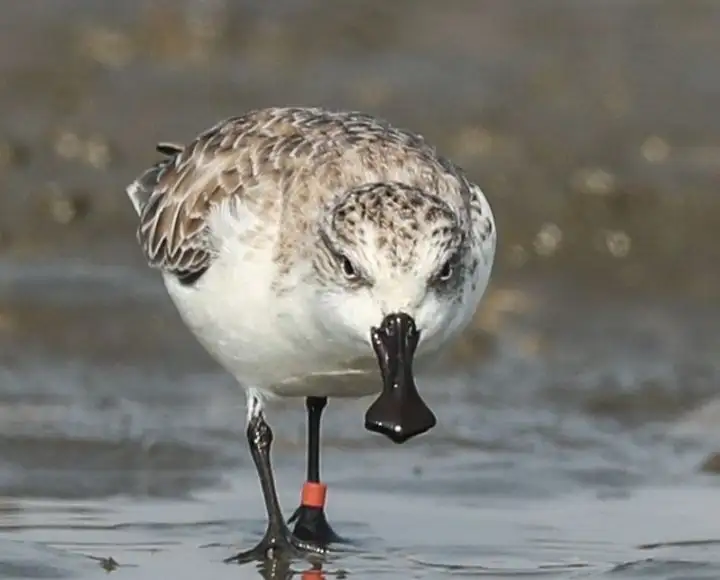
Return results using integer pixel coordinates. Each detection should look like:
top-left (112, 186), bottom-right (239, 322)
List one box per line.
top-left (162, 249), bottom-right (381, 398)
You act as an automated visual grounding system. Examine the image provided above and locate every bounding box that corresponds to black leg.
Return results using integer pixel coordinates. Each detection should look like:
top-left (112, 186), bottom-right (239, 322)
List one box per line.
top-left (288, 397), bottom-right (343, 545)
top-left (225, 411), bottom-right (326, 564)
top-left (306, 396), bottom-right (324, 482)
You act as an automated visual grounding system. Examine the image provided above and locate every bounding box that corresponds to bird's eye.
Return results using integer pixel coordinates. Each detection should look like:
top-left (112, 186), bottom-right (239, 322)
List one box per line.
top-left (341, 256), bottom-right (360, 280)
top-left (437, 260), bottom-right (454, 282)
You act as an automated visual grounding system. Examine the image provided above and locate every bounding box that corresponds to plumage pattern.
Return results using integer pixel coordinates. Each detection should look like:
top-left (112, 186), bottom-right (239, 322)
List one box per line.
top-left (126, 107), bottom-right (494, 288)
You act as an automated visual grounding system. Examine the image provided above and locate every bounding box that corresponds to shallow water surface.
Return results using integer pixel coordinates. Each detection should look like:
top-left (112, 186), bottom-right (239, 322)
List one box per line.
top-left (4, 461), bottom-right (720, 579)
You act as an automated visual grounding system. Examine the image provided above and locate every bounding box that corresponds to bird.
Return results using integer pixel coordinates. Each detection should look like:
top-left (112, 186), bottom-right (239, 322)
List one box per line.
top-left (125, 106), bottom-right (496, 564)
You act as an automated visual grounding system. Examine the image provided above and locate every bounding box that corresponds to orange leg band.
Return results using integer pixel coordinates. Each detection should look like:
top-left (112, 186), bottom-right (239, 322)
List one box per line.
top-left (301, 569), bottom-right (324, 580)
top-left (301, 481), bottom-right (327, 508)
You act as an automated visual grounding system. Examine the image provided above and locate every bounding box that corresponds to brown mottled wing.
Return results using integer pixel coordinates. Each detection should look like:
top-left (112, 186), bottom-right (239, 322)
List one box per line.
top-left (129, 132), bottom-right (244, 281)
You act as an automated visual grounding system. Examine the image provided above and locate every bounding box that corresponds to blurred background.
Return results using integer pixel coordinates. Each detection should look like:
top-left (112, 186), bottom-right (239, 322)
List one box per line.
top-left (1, 1), bottom-right (720, 579)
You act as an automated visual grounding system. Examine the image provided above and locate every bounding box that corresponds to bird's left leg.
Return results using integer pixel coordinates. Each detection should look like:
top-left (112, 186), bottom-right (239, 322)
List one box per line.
top-left (288, 396), bottom-right (344, 546)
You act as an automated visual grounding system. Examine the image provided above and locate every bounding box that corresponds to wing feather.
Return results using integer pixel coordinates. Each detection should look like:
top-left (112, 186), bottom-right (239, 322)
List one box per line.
top-left (126, 129), bottom-right (245, 282)
top-left (124, 106), bottom-right (491, 283)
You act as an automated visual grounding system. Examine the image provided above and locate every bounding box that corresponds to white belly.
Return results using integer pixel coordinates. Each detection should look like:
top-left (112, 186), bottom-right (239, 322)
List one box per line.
top-left (162, 263), bottom-right (382, 398)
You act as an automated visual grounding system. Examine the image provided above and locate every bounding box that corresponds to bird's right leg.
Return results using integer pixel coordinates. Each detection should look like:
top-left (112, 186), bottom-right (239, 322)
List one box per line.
top-left (225, 393), bottom-right (325, 565)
